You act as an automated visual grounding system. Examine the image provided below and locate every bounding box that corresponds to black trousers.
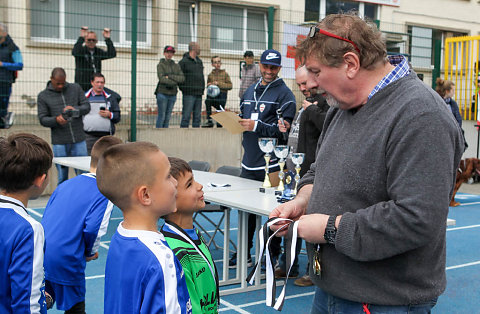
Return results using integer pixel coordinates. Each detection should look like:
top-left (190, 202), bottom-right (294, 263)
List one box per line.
top-left (205, 92), bottom-right (227, 121)
top-left (240, 168), bottom-right (282, 257)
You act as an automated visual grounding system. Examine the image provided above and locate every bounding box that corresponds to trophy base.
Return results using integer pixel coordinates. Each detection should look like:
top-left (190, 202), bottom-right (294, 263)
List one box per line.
top-left (259, 187), bottom-right (276, 194)
top-left (275, 190), bottom-right (283, 196)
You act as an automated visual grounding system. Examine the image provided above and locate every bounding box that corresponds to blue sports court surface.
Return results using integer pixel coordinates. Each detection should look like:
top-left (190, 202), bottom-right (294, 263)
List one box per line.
top-left (27, 192), bottom-right (480, 313)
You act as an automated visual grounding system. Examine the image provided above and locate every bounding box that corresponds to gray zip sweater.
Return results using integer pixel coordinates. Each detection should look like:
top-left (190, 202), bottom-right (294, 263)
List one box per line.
top-left (298, 71), bottom-right (463, 305)
top-left (37, 82), bottom-right (90, 145)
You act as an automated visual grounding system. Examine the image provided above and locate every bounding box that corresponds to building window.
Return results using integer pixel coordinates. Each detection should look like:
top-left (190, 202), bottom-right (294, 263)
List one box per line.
top-left (178, 1), bottom-right (197, 48)
top-left (30, 0), bottom-right (152, 47)
top-left (304, 0), bottom-right (378, 22)
top-left (210, 5), bottom-right (267, 54)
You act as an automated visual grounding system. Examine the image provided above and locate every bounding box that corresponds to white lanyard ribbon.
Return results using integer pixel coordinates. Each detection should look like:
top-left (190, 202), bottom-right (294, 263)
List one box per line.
top-left (246, 217), bottom-right (299, 311)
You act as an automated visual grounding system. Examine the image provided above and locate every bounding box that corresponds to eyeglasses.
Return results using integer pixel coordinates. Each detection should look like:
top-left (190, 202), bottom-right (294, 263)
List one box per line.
top-left (86, 39), bottom-right (98, 43)
top-left (308, 26), bottom-right (360, 55)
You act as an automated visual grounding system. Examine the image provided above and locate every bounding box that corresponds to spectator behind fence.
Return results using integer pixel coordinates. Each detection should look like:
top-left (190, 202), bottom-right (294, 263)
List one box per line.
top-left (155, 45), bottom-right (184, 128)
top-left (37, 67), bottom-right (90, 185)
top-left (203, 56), bottom-right (232, 128)
top-left (275, 65), bottom-right (329, 287)
top-left (231, 49), bottom-right (296, 268)
top-left (238, 50), bottom-right (261, 99)
top-left (42, 136), bottom-right (122, 313)
top-left (270, 13), bottom-right (464, 313)
top-left (436, 77), bottom-right (468, 151)
top-left (0, 23), bottom-right (23, 129)
top-left (0, 133), bottom-right (53, 313)
top-left (83, 73), bottom-right (121, 154)
top-left (72, 26), bottom-right (116, 92)
top-left (179, 42), bottom-right (205, 128)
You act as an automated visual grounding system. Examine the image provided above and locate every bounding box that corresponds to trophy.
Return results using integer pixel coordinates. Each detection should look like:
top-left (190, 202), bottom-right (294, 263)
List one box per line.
top-left (258, 137), bottom-right (277, 188)
top-left (290, 153), bottom-right (305, 195)
top-left (274, 145), bottom-right (289, 194)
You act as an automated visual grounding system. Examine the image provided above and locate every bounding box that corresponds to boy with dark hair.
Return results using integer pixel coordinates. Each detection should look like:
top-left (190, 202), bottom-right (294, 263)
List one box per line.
top-left (0, 133), bottom-right (53, 313)
top-left (161, 157), bottom-right (219, 313)
top-left (41, 135), bottom-right (123, 313)
top-left (97, 142), bottom-right (192, 313)
top-left (203, 56), bottom-right (232, 128)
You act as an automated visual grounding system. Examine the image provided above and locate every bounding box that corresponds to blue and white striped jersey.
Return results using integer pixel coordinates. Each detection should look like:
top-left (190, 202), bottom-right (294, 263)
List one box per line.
top-left (42, 173), bottom-right (113, 286)
top-left (0, 195), bottom-right (47, 314)
top-left (104, 223), bottom-right (192, 314)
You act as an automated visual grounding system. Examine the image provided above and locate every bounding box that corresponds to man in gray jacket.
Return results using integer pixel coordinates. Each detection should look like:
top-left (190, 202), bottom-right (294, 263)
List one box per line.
top-left (37, 67), bottom-right (90, 185)
top-left (270, 13), bottom-right (463, 313)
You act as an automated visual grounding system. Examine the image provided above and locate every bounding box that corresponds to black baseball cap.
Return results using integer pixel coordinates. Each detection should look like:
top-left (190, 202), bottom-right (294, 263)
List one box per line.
top-left (164, 45), bottom-right (176, 53)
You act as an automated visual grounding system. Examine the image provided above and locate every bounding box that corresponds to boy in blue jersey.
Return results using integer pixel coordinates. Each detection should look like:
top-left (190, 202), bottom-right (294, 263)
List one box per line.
top-left (41, 135), bottom-right (123, 313)
top-left (0, 133), bottom-right (53, 313)
top-left (97, 142), bottom-right (192, 314)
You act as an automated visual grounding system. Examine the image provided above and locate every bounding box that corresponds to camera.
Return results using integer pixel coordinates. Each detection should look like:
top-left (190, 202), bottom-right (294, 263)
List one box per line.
top-left (99, 106), bottom-right (106, 111)
top-left (62, 108), bottom-right (80, 119)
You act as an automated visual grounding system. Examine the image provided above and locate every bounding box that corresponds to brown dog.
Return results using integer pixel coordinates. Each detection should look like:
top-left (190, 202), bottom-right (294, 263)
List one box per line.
top-left (450, 158), bottom-right (480, 207)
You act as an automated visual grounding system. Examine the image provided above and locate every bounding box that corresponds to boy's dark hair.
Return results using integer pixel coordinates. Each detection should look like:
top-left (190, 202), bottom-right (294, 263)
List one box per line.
top-left (90, 136), bottom-right (123, 169)
top-left (97, 142), bottom-right (160, 210)
top-left (168, 157), bottom-right (191, 180)
top-left (244, 50), bottom-right (254, 58)
top-left (211, 56), bottom-right (220, 63)
top-left (0, 133), bottom-right (53, 193)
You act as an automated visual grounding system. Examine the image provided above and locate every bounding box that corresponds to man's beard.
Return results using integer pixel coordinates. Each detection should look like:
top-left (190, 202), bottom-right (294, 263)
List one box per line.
top-left (324, 93), bottom-right (342, 109)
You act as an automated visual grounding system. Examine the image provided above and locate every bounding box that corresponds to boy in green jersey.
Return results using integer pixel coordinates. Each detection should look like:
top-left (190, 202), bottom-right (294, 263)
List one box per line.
top-left (161, 157), bottom-right (219, 313)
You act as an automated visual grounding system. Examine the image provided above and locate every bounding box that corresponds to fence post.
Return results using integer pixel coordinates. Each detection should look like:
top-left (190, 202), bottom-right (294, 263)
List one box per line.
top-left (268, 6), bottom-right (275, 49)
top-left (432, 39), bottom-right (441, 90)
top-left (130, 0), bottom-right (138, 142)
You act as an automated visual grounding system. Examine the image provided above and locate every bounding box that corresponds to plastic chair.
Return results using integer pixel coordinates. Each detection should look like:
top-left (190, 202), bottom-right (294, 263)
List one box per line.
top-left (188, 160), bottom-right (211, 172)
top-left (194, 165), bottom-right (242, 250)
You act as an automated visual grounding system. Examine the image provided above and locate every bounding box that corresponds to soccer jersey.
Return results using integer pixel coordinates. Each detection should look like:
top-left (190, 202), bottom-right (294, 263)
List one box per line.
top-left (104, 222), bottom-right (192, 314)
top-left (0, 195), bottom-right (47, 314)
top-left (161, 222), bottom-right (219, 314)
top-left (42, 173), bottom-right (113, 287)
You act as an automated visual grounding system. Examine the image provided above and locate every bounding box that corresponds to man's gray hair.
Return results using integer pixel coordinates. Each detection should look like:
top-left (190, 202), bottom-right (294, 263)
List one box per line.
top-left (0, 23), bottom-right (7, 33)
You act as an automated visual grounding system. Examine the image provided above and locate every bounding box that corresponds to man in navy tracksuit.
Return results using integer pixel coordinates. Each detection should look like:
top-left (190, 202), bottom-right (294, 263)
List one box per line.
top-left (230, 49), bottom-right (296, 266)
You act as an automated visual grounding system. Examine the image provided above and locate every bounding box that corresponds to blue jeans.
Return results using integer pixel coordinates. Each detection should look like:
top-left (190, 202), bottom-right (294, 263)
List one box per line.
top-left (311, 287), bottom-right (437, 314)
top-left (52, 141), bottom-right (88, 185)
top-left (156, 93), bottom-right (176, 128)
top-left (180, 95), bottom-right (202, 128)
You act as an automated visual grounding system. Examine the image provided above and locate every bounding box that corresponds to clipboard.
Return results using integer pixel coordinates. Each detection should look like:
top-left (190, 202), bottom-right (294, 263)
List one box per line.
top-left (211, 111), bottom-right (245, 134)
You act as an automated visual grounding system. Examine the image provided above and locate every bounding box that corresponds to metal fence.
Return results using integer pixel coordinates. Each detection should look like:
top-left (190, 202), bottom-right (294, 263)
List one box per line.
top-left (2, 1), bottom-right (439, 137)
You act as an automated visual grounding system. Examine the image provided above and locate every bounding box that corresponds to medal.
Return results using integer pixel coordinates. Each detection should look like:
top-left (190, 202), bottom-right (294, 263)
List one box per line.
top-left (313, 245), bottom-right (321, 276)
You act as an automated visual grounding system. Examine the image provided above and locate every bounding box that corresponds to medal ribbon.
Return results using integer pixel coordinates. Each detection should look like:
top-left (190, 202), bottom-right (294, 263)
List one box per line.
top-left (246, 217), bottom-right (299, 311)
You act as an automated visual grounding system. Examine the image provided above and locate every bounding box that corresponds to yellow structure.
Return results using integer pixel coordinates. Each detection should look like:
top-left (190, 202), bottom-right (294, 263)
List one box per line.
top-left (445, 36), bottom-right (480, 121)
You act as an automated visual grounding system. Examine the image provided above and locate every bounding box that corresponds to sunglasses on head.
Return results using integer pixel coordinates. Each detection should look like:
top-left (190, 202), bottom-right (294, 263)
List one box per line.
top-left (308, 26), bottom-right (360, 55)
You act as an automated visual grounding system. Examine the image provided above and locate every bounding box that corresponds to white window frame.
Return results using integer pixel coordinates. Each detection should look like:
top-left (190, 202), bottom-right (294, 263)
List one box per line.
top-left (30, 0), bottom-right (152, 48)
top-left (311, 0), bottom-right (380, 21)
top-left (210, 6), bottom-right (268, 56)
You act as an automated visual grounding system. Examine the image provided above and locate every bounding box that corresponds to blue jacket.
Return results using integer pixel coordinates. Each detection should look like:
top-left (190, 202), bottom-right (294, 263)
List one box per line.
top-left (240, 78), bottom-right (296, 171)
top-left (0, 35), bottom-right (23, 83)
top-left (42, 173), bottom-right (113, 287)
top-left (0, 195), bottom-right (47, 314)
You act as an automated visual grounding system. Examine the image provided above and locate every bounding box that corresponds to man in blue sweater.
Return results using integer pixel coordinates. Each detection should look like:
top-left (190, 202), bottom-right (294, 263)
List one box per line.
top-left (0, 23), bottom-right (23, 129)
top-left (270, 13), bottom-right (463, 313)
top-left (231, 49), bottom-right (296, 267)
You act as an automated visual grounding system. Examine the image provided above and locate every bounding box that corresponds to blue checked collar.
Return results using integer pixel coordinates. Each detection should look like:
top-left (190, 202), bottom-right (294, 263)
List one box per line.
top-left (368, 55), bottom-right (410, 100)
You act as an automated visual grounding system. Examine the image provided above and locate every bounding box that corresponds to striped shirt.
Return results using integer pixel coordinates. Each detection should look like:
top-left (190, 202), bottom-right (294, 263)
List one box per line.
top-left (368, 55), bottom-right (410, 100)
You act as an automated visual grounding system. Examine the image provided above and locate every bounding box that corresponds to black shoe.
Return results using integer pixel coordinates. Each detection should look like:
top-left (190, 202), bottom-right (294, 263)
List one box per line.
top-left (202, 120), bottom-right (214, 128)
top-left (1, 112), bottom-right (14, 129)
top-left (229, 252), bottom-right (252, 268)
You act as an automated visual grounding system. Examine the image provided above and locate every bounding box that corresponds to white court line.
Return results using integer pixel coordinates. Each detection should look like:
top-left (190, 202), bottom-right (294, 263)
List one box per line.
top-left (26, 208), bottom-right (43, 218)
top-left (446, 260), bottom-right (480, 270)
top-left (220, 291), bottom-right (315, 312)
top-left (447, 224), bottom-right (480, 231)
top-left (110, 217), bottom-right (123, 220)
top-left (220, 300), bottom-right (251, 314)
top-left (457, 201), bottom-right (480, 206)
top-left (100, 242), bottom-right (110, 249)
top-left (86, 274), bottom-right (105, 280)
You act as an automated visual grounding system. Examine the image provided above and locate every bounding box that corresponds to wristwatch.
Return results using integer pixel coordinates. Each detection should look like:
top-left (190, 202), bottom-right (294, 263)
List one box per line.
top-left (324, 215), bottom-right (337, 244)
